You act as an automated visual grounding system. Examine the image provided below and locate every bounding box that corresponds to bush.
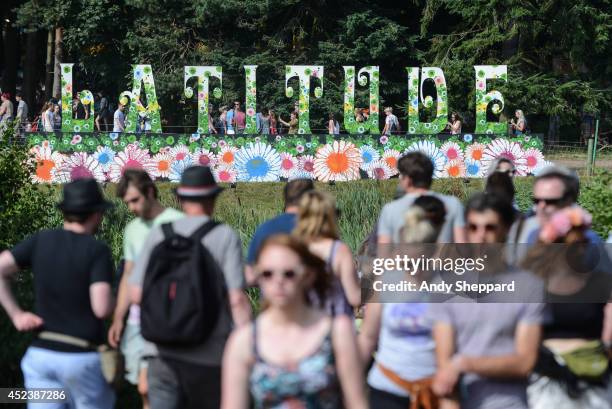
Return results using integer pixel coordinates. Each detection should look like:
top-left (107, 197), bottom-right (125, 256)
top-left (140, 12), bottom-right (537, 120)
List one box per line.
top-left (0, 125), bottom-right (56, 387)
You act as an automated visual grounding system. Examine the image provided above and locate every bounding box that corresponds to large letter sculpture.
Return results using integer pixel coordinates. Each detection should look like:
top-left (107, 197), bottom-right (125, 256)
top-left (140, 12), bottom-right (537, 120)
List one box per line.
top-left (406, 67), bottom-right (448, 134)
top-left (474, 65), bottom-right (508, 134)
top-left (184, 66), bottom-right (222, 134)
top-left (244, 65), bottom-right (258, 134)
top-left (343, 66), bottom-right (380, 134)
top-left (119, 64), bottom-right (162, 133)
top-left (60, 64), bottom-right (95, 133)
top-left (285, 65), bottom-right (323, 134)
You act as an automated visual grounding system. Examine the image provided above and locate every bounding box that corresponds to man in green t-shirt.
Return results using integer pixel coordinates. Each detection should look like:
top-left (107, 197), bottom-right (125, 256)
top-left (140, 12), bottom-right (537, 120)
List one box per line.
top-left (108, 169), bottom-right (183, 409)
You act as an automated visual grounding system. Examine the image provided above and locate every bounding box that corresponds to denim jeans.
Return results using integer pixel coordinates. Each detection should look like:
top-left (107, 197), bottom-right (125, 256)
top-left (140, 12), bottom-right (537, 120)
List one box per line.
top-left (147, 356), bottom-right (221, 409)
top-left (21, 347), bottom-right (115, 409)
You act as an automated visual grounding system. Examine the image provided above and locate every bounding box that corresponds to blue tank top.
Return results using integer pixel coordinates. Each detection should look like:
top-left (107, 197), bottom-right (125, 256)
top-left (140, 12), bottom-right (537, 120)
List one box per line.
top-left (249, 320), bottom-right (341, 409)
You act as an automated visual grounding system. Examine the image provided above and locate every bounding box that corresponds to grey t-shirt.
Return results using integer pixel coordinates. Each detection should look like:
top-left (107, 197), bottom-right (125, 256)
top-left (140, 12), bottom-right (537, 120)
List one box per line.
top-left (129, 215), bottom-right (245, 366)
top-left (429, 276), bottom-right (546, 409)
top-left (113, 109), bottom-right (125, 132)
top-left (378, 192), bottom-right (465, 243)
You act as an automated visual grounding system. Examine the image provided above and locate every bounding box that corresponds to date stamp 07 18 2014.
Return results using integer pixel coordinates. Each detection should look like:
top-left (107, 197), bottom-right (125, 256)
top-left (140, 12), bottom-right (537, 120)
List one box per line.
top-left (0, 388), bottom-right (69, 404)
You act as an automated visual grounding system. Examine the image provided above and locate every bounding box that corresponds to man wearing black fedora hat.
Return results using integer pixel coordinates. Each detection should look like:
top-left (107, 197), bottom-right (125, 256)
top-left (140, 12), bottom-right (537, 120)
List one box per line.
top-left (0, 178), bottom-right (116, 408)
top-left (128, 165), bottom-right (251, 409)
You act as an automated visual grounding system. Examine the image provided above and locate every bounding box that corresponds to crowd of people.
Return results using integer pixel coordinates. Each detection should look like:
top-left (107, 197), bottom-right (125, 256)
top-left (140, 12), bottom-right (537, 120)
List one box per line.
top-left (0, 149), bottom-right (611, 409)
top-left (0, 87), bottom-right (532, 137)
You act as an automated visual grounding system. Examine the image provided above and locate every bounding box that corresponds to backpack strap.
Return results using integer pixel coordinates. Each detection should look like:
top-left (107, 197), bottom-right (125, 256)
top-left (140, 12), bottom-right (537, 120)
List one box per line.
top-left (161, 222), bottom-right (175, 239)
top-left (190, 220), bottom-right (220, 240)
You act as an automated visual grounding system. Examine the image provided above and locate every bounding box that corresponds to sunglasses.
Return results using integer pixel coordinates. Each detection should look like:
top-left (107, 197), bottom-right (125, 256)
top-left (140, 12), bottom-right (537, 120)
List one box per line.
top-left (258, 268), bottom-right (302, 281)
top-left (532, 197), bottom-right (564, 206)
top-left (467, 223), bottom-right (498, 232)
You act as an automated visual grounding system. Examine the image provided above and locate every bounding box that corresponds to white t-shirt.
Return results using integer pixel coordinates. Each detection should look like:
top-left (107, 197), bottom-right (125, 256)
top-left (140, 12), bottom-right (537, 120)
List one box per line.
top-left (385, 114), bottom-right (398, 133)
top-left (113, 109), bottom-right (125, 132)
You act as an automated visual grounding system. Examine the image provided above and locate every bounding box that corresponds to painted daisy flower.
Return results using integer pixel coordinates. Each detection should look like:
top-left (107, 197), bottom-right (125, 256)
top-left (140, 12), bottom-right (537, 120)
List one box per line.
top-left (30, 145), bottom-right (64, 184)
top-left (367, 160), bottom-right (393, 180)
top-left (465, 160), bottom-right (483, 178)
top-left (55, 152), bottom-right (106, 183)
top-left (381, 149), bottom-right (401, 176)
top-left (94, 146), bottom-right (115, 171)
top-left (465, 143), bottom-right (486, 162)
top-left (313, 140), bottom-right (362, 182)
top-left (218, 146), bottom-right (239, 167)
top-left (463, 134), bottom-right (473, 143)
top-left (108, 145), bottom-right (156, 182)
top-left (359, 145), bottom-right (380, 171)
top-left (440, 141), bottom-right (464, 162)
top-left (443, 160), bottom-right (466, 178)
top-left (298, 155), bottom-right (316, 178)
top-left (218, 139), bottom-right (227, 148)
top-left (482, 138), bottom-right (528, 176)
top-left (234, 142), bottom-right (281, 182)
top-left (405, 140), bottom-right (446, 178)
top-left (151, 153), bottom-right (172, 179)
top-left (168, 144), bottom-right (191, 162)
top-left (523, 148), bottom-right (545, 173)
top-left (279, 152), bottom-right (298, 179)
top-left (169, 157), bottom-right (194, 183)
top-left (379, 135), bottom-right (389, 144)
top-left (191, 148), bottom-right (217, 167)
top-left (213, 165), bottom-right (238, 183)
top-left (71, 135), bottom-right (82, 145)
top-left (296, 144), bottom-right (305, 154)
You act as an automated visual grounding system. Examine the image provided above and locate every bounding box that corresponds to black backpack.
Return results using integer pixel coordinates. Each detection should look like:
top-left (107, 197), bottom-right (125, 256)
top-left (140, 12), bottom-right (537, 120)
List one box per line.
top-left (141, 220), bottom-right (223, 346)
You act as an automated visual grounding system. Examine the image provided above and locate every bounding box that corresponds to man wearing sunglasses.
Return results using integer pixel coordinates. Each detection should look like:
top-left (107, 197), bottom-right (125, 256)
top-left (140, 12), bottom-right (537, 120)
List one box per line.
top-left (508, 165), bottom-right (581, 260)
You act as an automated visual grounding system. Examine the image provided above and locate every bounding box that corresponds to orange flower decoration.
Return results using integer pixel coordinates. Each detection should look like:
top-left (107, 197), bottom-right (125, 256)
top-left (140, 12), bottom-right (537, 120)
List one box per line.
top-left (313, 140), bottom-right (362, 182)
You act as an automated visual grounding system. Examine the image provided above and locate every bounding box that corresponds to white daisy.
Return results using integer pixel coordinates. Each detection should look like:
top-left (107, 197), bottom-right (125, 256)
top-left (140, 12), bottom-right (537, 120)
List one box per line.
top-left (381, 149), bottom-right (401, 176)
top-left (440, 141), bottom-right (464, 162)
top-left (94, 146), bottom-right (116, 171)
top-left (169, 157), bottom-right (194, 183)
top-left (213, 165), bottom-right (238, 183)
top-left (151, 153), bottom-right (172, 179)
top-left (55, 152), bottom-right (106, 183)
top-left (279, 152), bottom-right (298, 179)
top-left (359, 145), bottom-right (380, 171)
top-left (482, 138), bottom-right (528, 176)
top-left (191, 148), bottom-right (217, 168)
top-left (367, 160), bottom-right (394, 180)
top-left (405, 140), bottom-right (446, 178)
top-left (234, 142), bottom-right (281, 182)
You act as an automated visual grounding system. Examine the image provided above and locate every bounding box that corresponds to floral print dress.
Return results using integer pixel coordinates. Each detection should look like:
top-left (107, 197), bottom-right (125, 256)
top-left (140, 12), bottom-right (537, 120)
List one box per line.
top-left (249, 320), bottom-right (341, 409)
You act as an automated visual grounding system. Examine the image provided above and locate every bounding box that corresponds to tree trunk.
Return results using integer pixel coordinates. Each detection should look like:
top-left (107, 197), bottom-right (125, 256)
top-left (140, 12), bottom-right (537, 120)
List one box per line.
top-left (52, 27), bottom-right (63, 100)
top-left (1, 21), bottom-right (19, 97)
top-left (23, 31), bottom-right (39, 118)
top-left (45, 30), bottom-right (54, 101)
top-left (547, 114), bottom-right (560, 146)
